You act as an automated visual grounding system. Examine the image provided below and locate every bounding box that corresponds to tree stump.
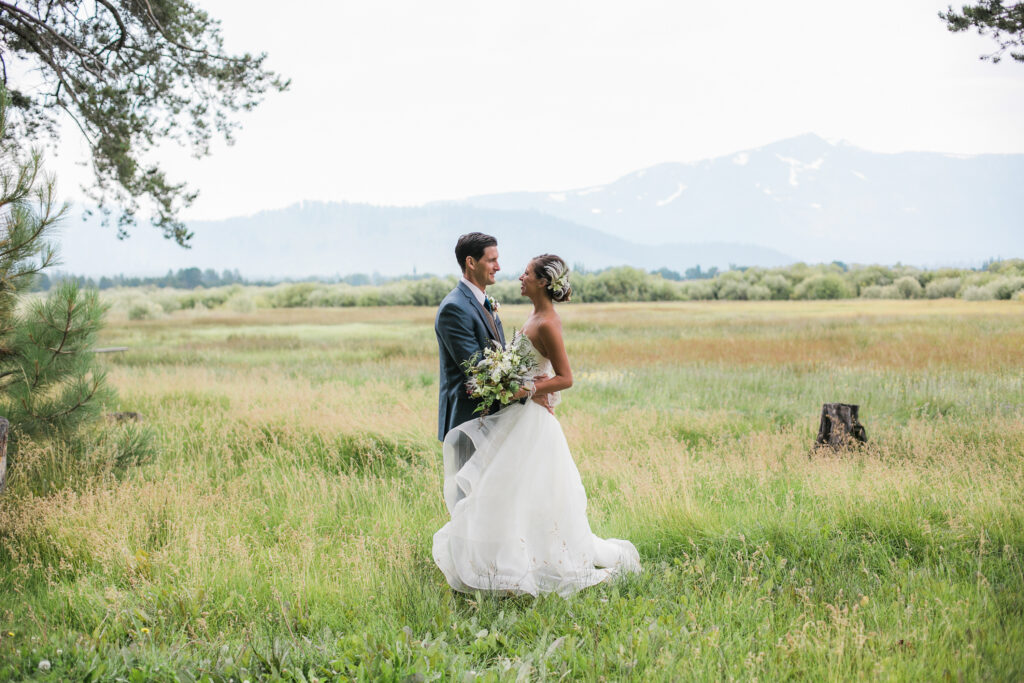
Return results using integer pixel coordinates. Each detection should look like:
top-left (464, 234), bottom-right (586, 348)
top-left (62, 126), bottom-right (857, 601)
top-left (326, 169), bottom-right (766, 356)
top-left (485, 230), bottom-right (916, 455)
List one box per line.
top-left (0, 417), bottom-right (8, 495)
top-left (107, 411), bottom-right (143, 423)
top-left (816, 403), bottom-right (867, 448)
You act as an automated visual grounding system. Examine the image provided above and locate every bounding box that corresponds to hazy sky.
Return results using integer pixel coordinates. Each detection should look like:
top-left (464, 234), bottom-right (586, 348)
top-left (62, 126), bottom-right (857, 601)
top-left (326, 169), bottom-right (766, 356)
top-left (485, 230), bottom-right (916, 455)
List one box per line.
top-left (50, 0), bottom-right (1024, 221)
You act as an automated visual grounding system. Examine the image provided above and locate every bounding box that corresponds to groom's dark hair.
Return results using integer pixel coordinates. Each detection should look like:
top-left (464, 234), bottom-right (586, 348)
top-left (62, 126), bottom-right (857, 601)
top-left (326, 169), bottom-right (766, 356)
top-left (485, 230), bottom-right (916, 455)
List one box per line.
top-left (455, 233), bottom-right (497, 273)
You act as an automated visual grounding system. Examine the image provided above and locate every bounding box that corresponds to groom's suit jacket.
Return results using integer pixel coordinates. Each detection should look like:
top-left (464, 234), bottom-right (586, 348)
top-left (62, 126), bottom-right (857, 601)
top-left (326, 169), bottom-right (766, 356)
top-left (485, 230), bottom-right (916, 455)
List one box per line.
top-left (435, 281), bottom-right (506, 441)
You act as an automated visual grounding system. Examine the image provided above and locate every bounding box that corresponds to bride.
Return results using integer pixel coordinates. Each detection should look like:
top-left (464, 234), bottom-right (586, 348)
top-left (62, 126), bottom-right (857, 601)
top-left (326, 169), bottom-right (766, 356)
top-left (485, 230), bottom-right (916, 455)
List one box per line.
top-left (432, 254), bottom-right (641, 597)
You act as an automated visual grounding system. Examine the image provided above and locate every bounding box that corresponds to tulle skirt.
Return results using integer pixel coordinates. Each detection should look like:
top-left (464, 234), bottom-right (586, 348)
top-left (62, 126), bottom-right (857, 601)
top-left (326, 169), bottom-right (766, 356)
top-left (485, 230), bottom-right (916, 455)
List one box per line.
top-left (432, 401), bottom-right (640, 597)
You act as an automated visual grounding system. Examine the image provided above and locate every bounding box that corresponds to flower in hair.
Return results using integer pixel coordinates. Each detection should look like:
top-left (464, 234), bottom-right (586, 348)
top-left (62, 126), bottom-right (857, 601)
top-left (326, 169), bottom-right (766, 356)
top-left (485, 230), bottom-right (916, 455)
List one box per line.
top-left (546, 264), bottom-right (570, 296)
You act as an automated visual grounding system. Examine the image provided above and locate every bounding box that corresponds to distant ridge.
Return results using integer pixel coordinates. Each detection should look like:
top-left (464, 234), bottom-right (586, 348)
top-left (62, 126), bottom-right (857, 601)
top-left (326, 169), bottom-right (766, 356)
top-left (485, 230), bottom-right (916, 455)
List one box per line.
top-left (58, 202), bottom-right (792, 278)
top-left (56, 133), bottom-right (1022, 278)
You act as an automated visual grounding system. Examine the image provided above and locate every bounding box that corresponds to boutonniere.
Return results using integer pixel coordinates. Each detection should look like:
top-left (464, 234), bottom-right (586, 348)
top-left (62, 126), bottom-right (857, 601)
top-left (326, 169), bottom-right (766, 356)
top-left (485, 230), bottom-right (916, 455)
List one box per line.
top-left (485, 295), bottom-right (500, 314)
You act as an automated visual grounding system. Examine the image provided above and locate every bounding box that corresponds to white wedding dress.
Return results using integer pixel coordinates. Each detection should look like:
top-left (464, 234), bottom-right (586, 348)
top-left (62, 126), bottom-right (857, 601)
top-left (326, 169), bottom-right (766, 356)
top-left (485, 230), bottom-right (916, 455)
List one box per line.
top-left (432, 342), bottom-right (641, 597)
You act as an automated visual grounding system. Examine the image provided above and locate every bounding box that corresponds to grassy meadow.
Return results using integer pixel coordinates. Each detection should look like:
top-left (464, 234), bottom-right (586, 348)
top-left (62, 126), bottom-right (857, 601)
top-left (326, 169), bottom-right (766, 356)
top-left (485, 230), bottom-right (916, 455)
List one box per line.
top-left (1, 300), bottom-right (1023, 681)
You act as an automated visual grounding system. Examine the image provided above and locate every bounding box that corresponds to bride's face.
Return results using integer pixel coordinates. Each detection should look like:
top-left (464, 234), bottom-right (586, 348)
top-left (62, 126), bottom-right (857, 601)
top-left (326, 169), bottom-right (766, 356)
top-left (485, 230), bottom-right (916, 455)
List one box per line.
top-left (519, 262), bottom-right (546, 298)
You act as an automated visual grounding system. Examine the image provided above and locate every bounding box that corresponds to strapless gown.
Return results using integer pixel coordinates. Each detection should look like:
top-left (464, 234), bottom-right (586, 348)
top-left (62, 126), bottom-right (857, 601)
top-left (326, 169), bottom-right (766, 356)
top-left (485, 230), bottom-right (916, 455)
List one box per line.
top-left (432, 348), bottom-right (640, 597)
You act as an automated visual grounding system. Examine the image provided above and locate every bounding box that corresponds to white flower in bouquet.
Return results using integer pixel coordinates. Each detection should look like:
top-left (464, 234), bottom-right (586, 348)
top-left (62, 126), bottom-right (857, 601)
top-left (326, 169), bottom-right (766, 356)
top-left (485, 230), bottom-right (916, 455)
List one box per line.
top-left (462, 331), bottom-right (540, 416)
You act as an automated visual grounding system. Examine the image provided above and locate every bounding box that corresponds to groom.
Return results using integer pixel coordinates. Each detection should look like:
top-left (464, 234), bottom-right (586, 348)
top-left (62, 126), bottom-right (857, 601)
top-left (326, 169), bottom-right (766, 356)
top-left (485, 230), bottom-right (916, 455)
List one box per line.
top-left (435, 232), bottom-right (505, 443)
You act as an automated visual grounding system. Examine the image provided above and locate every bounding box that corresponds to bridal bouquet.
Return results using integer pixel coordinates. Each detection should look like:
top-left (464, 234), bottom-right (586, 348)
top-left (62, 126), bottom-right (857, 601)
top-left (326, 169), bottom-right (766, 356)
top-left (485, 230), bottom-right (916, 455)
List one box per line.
top-left (463, 331), bottom-right (540, 416)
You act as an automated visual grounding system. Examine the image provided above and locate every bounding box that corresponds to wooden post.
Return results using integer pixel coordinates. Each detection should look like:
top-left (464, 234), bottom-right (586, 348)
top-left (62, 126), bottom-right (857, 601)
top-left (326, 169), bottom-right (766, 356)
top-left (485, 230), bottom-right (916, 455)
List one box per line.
top-left (0, 417), bottom-right (8, 495)
top-left (816, 403), bottom-right (867, 448)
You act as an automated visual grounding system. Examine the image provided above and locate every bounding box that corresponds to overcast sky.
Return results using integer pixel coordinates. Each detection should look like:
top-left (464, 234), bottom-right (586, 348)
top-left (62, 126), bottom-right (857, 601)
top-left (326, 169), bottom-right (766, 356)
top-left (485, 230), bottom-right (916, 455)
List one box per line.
top-left (50, 0), bottom-right (1024, 221)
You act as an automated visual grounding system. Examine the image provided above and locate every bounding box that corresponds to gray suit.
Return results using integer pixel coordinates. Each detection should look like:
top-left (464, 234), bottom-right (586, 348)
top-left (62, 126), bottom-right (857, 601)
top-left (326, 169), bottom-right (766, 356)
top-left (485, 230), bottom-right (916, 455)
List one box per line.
top-left (435, 281), bottom-right (506, 442)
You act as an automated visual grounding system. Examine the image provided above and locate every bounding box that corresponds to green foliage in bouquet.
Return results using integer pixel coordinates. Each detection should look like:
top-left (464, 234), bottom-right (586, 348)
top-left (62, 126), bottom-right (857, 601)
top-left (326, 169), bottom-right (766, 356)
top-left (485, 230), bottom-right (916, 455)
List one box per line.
top-left (462, 332), bottom-right (540, 416)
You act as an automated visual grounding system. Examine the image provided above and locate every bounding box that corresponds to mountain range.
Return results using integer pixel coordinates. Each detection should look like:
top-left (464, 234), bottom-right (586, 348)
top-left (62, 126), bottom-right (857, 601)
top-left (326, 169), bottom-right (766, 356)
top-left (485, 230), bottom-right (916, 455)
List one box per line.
top-left (55, 134), bottom-right (1022, 278)
top-left (457, 134), bottom-right (1023, 265)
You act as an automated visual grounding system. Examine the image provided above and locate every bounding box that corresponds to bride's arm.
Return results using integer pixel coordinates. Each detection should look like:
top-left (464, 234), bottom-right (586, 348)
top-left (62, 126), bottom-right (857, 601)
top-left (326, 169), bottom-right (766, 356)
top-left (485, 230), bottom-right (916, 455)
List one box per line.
top-left (530, 318), bottom-right (573, 398)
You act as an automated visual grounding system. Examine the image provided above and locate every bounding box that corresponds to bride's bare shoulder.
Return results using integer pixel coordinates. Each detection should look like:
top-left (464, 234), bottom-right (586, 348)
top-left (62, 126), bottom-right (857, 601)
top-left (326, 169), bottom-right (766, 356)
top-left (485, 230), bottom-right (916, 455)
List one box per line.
top-left (523, 312), bottom-right (559, 355)
top-left (535, 312), bottom-right (565, 344)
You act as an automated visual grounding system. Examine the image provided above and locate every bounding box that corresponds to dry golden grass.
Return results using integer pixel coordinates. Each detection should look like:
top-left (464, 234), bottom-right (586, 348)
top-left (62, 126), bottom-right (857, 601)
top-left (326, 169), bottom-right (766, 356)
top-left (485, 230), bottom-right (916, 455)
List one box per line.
top-left (1, 300), bottom-right (1021, 680)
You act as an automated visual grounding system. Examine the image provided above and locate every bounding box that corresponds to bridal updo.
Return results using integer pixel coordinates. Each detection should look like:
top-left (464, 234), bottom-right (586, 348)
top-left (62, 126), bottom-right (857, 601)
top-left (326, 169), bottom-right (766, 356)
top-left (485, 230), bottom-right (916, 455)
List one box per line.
top-left (531, 254), bottom-right (572, 303)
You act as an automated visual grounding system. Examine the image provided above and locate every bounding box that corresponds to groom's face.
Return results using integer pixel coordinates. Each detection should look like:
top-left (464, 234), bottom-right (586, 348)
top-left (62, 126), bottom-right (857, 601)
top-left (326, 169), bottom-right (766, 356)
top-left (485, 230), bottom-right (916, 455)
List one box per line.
top-left (468, 246), bottom-right (500, 288)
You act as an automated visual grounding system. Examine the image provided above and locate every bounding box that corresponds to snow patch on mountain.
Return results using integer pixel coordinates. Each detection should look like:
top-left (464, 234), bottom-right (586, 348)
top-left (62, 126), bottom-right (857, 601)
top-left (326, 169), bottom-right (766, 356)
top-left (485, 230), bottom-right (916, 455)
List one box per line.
top-left (656, 183), bottom-right (687, 207)
top-left (776, 154), bottom-right (825, 188)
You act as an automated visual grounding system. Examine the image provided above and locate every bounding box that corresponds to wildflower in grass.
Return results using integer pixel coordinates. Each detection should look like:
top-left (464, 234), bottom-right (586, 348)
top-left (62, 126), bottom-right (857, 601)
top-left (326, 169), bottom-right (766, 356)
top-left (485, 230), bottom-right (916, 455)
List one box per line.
top-left (38, 660), bottom-right (51, 671)
top-left (141, 627), bottom-right (150, 634)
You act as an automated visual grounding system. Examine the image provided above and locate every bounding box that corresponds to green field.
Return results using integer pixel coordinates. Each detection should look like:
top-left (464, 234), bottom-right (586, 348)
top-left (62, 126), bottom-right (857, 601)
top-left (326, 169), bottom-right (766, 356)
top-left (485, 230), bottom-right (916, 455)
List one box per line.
top-left (2, 300), bottom-right (1023, 681)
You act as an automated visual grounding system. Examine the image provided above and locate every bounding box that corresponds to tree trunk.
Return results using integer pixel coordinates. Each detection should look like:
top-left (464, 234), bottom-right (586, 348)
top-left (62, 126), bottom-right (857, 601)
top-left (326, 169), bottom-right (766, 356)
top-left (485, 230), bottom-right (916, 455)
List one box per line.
top-left (816, 403), bottom-right (867, 448)
top-left (0, 417), bottom-right (8, 495)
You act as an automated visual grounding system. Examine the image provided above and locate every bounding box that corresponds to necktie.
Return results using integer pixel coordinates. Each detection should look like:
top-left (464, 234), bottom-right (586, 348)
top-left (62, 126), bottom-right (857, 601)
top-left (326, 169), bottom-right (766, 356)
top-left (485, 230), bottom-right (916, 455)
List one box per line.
top-left (481, 301), bottom-right (499, 339)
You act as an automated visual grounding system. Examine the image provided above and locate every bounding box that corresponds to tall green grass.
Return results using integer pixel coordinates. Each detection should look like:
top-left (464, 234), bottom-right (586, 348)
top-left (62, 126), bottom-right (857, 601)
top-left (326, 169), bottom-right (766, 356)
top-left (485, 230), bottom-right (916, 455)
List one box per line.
top-left (0, 301), bottom-right (1021, 680)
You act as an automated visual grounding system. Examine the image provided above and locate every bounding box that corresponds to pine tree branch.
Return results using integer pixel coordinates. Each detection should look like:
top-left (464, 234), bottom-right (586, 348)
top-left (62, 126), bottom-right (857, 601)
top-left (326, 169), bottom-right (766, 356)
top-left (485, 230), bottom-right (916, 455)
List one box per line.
top-left (21, 376), bottom-right (101, 422)
top-left (0, 17), bottom-right (97, 118)
top-left (24, 298), bottom-right (74, 391)
top-left (0, 151), bottom-right (42, 213)
top-left (0, 197), bottom-right (62, 264)
top-left (137, 0), bottom-right (251, 64)
top-left (0, 3), bottom-right (105, 76)
top-left (93, 0), bottom-right (127, 53)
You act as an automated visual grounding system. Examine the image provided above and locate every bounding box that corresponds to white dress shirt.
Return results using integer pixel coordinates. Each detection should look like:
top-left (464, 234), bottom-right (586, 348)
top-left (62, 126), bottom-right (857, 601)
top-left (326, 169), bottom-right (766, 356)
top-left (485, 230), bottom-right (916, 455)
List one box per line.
top-left (460, 277), bottom-right (487, 307)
